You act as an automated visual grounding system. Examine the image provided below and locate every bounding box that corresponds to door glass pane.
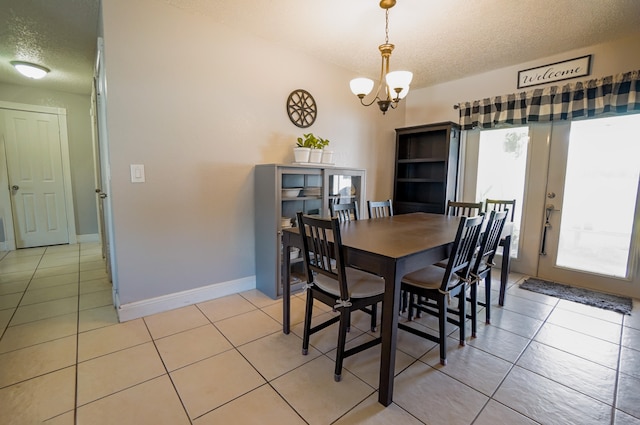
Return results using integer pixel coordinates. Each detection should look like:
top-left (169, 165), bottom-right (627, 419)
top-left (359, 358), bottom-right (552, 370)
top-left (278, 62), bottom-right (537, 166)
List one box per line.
top-left (557, 115), bottom-right (640, 278)
top-left (476, 127), bottom-right (529, 257)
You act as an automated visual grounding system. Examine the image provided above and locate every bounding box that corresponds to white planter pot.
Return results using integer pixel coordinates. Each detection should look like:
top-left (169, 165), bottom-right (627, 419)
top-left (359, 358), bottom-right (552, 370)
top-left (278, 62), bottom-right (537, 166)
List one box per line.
top-left (321, 150), bottom-right (334, 164)
top-left (293, 147), bottom-right (310, 163)
top-left (309, 149), bottom-right (323, 163)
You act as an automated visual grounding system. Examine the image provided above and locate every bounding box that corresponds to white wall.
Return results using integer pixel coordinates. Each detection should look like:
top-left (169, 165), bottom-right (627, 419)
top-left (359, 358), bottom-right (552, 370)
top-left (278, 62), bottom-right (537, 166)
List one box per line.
top-left (101, 0), bottom-right (399, 308)
top-left (405, 32), bottom-right (640, 127)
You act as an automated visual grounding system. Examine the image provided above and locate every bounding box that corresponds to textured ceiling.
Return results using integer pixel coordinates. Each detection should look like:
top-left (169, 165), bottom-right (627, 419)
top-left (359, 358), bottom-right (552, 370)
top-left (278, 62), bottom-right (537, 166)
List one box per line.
top-left (1, 0), bottom-right (640, 95)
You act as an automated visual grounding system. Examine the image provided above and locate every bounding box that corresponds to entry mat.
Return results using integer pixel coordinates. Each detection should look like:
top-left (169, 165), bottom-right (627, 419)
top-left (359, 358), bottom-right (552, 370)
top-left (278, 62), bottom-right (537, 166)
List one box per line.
top-left (521, 278), bottom-right (633, 315)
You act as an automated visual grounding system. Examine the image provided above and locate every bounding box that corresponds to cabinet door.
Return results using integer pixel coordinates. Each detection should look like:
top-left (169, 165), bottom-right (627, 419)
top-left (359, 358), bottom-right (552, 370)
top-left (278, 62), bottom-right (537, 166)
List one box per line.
top-left (325, 169), bottom-right (365, 218)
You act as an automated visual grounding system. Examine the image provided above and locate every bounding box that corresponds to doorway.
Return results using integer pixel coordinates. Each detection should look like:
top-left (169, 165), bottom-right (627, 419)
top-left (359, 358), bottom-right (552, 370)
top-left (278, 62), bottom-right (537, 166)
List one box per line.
top-left (463, 114), bottom-right (640, 298)
top-left (0, 102), bottom-right (77, 249)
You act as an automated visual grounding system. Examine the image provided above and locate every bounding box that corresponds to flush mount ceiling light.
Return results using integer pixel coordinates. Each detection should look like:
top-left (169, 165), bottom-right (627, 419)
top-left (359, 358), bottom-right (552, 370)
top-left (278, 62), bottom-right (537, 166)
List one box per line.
top-left (350, 0), bottom-right (413, 114)
top-left (10, 61), bottom-right (50, 79)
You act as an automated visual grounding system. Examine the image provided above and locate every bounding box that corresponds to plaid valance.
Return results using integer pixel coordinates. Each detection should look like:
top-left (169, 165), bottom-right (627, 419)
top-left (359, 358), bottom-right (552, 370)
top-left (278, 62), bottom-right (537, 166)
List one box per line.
top-left (456, 70), bottom-right (640, 130)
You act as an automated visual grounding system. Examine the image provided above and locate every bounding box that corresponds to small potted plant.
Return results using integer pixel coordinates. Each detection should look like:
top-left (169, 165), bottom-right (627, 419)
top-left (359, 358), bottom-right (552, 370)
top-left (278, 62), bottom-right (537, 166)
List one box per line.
top-left (294, 134), bottom-right (313, 163)
top-left (295, 133), bottom-right (330, 163)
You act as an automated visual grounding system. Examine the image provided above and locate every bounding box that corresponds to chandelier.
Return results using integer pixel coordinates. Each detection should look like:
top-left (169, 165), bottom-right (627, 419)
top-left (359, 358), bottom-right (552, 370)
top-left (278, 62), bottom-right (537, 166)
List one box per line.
top-left (349, 0), bottom-right (413, 114)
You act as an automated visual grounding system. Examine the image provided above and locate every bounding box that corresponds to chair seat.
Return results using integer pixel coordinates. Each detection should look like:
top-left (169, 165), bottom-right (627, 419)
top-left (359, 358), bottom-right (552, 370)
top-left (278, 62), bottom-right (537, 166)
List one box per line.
top-left (315, 267), bottom-right (385, 298)
top-left (402, 265), bottom-right (460, 290)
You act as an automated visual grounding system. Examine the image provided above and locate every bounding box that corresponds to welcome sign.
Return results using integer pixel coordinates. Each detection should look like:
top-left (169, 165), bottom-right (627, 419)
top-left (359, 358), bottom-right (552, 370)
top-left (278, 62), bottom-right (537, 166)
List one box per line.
top-left (517, 55), bottom-right (592, 89)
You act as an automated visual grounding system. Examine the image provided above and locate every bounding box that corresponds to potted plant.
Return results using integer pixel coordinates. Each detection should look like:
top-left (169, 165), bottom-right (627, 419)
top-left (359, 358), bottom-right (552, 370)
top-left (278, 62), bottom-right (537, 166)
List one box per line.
top-left (294, 134), bottom-right (313, 163)
top-left (295, 133), bottom-right (330, 163)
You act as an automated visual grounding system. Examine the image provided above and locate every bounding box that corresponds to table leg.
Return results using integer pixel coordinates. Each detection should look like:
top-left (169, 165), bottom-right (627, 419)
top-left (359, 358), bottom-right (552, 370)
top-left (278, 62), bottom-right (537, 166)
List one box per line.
top-left (378, 264), bottom-right (401, 406)
top-left (499, 235), bottom-right (511, 306)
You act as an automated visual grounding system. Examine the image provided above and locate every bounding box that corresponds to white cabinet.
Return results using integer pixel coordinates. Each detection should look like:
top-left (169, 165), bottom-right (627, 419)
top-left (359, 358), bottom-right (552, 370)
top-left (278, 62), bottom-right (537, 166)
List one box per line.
top-left (254, 164), bottom-right (366, 298)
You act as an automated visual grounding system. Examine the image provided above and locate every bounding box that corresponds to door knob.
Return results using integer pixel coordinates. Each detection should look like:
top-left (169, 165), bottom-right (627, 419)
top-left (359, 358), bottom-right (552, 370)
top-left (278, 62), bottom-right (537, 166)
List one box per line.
top-left (99, 193), bottom-right (107, 199)
top-left (547, 192), bottom-right (556, 199)
top-left (11, 185), bottom-right (19, 191)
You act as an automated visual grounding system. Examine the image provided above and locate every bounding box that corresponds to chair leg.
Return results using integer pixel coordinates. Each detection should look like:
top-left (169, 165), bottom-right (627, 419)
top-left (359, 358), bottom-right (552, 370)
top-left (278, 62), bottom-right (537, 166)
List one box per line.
top-left (470, 283), bottom-right (478, 338)
top-left (334, 308), bottom-right (350, 382)
top-left (370, 303), bottom-right (378, 332)
top-left (302, 292), bottom-right (314, 355)
top-left (438, 296), bottom-right (447, 366)
top-left (485, 272), bottom-right (492, 325)
top-left (458, 290), bottom-right (466, 346)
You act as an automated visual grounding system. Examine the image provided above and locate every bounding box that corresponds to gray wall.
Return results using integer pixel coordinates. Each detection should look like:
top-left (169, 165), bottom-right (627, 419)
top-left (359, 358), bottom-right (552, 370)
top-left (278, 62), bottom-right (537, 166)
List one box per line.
top-left (0, 83), bottom-right (98, 237)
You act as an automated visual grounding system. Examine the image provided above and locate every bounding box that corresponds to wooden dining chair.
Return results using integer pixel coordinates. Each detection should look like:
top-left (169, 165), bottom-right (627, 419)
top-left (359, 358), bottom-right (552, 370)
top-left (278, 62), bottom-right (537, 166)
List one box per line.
top-left (467, 210), bottom-right (508, 334)
top-left (446, 200), bottom-right (483, 217)
top-left (330, 201), bottom-right (359, 222)
top-left (367, 199), bottom-right (394, 219)
top-left (485, 199), bottom-right (516, 222)
top-left (398, 214), bottom-right (484, 365)
top-left (296, 212), bottom-right (385, 381)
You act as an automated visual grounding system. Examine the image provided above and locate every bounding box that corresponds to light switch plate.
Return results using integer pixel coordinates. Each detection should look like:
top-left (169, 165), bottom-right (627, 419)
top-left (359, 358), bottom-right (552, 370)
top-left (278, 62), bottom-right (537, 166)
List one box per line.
top-left (130, 164), bottom-right (145, 183)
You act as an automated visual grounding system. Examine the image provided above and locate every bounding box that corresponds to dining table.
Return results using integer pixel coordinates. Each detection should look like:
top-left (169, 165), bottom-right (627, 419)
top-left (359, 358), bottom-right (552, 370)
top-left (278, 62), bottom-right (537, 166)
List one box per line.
top-left (280, 212), bottom-right (511, 406)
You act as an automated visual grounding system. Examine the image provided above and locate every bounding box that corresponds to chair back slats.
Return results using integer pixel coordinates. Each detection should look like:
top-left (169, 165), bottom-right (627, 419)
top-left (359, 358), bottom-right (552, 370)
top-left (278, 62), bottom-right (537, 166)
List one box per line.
top-left (485, 199), bottom-right (516, 222)
top-left (447, 201), bottom-right (483, 217)
top-left (442, 215), bottom-right (484, 290)
top-left (367, 199), bottom-right (394, 219)
top-left (330, 201), bottom-right (359, 223)
top-left (296, 212), bottom-right (348, 300)
top-left (472, 210), bottom-right (508, 276)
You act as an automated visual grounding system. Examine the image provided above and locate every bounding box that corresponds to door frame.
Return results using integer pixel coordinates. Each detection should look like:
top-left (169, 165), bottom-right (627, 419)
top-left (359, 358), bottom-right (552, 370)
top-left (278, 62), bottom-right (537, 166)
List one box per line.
top-left (0, 101), bottom-right (77, 250)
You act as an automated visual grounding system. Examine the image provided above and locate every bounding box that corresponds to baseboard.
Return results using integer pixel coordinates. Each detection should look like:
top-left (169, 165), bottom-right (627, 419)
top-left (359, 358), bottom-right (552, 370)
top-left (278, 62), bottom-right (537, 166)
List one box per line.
top-left (115, 276), bottom-right (256, 322)
top-left (76, 233), bottom-right (100, 243)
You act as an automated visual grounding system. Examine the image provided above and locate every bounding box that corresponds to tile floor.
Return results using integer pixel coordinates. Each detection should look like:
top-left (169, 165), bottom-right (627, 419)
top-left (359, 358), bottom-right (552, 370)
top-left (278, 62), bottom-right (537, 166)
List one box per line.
top-left (1, 243), bottom-right (640, 424)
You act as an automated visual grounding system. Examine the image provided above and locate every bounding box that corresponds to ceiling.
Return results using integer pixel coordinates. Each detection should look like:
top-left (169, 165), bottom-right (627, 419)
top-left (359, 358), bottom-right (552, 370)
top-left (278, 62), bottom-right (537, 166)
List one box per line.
top-left (1, 0), bottom-right (640, 96)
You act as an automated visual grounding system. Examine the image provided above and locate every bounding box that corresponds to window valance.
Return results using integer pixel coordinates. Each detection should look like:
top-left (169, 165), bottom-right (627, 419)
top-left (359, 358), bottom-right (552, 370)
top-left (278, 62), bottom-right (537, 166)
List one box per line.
top-left (456, 70), bottom-right (640, 130)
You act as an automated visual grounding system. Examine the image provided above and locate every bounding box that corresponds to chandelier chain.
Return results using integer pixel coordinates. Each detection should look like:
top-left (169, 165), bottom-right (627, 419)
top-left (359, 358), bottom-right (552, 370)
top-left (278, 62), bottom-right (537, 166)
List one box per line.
top-left (385, 9), bottom-right (390, 44)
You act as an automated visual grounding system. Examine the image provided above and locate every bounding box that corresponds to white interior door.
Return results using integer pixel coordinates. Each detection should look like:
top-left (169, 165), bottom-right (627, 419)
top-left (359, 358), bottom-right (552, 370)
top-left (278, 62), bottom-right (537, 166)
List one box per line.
top-left (538, 116), bottom-right (640, 298)
top-left (3, 109), bottom-right (70, 248)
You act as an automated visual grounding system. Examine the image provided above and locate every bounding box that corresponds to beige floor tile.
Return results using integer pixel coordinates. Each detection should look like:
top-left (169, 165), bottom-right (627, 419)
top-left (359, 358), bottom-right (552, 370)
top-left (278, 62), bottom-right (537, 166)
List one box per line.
top-left (10, 296), bottom-right (78, 326)
top-left (79, 277), bottom-right (111, 294)
top-left (623, 301), bottom-right (640, 331)
top-left (0, 280), bottom-right (29, 295)
top-left (0, 308), bottom-right (14, 330)
top-left (421, 336), bottom-right (512, 396)
top-left (469, 321), bottom-right (530, 362)
top-left (78, 305), bottom-right (119, 332)
top-left (144, 305), bottom-right (210, 339)
top-left (271, 355), bottom-right (375, 425)
top-left (556, 298), bottom-right (625, 324)
top-left (507, 283), bottom-right (560, 306)
top-left (20, 282), bottom-right (78, 306)
top-left (534, 322), bottom-right (620, 369)
top-left (77, 342), bottom-right (166, 406)
top-left (290, 311), bottom-right (366, 354)
top-left (239, 288), bottom-right (281, 308)
top-left (214, 309), bottom-right (281, 346)
top-left (3, 247), bottom-right (45, 258)
top-left (0, 260), bottom-right (39, 274)
top-left (238, 330), bottom-right (321, 381)
top-left (620, 346), bottom-right (640, 380)
top-left (517, 340), bottom-right (617, 404)
top-left (80, 268), bottom-right (109, 281)
top-left (333, 393), bottom-right (424, 425)
top-left (33, 264), bottom-right (78, 279)
top-left (0, 312), bottom-right (77, 353)
top-left (0, 335), bottom-right (76, 387)
top-left (0, 366), bottom-right (75, 424)
top-left (78, 318), bottom-right (151, 361)
top-left (0, 269), bottom-right (33, 284)
top-left (623, 326), bottom-right (640, 351)
top-left (43, 410), bottom-right (75, 424)
top-left (494, 366), bottom-right (612, 425)
top-left (393, 361), bottom-right (488, 425)
top-left (156, 324), bottom-right (233, 371)
top-left (171, 349), bottom-right (266, 419)
top-left (480, 306), bottom-right (544, 339)
top-left (395, 321), bottom-right (439, 359)
top-left (197, 293), bottom-right (257, 323)
top-left (77, 375), bottom-right (191, 425)
top-left (0, 292), bottom-right (22, 310)
top-left (262, 296), bottom-right (308, 326)
top-left (474, 400), bottom-right (539, 425)
top-left (327, 333), bottom-right (417, 389)
top-left (617, 372), bottom-right (640, 419)
top-left (614, 410), bottom-right (640, 425)
top-left (194, 384), bottom-right (306, 425)
top-left (500, 294), bottom-right (555, 320)
top-left (29, 272), bottom-right (79, 290)
top-left (79, 289), bottom-right (112, 310)
top-left (80, 260), bottom-right (106, 272)
top-left (39, 256), bottom-right (79, 269)
top-left (547, 307), bottom-right (622, 343)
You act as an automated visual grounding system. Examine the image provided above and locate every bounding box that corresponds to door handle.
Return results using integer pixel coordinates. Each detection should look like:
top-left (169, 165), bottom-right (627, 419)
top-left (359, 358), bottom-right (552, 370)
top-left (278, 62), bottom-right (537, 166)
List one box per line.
top-left (11, 185), bottom-right (19, 191)
top-left (99, 193), bottom-right (107, 199)
top-left (540, 204), bottom-right (554, 255)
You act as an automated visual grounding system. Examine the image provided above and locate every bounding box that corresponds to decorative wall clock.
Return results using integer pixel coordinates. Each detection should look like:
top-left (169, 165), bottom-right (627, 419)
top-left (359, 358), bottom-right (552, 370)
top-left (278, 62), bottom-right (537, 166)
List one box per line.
top-left (286, 89), bottom-right (317, 128)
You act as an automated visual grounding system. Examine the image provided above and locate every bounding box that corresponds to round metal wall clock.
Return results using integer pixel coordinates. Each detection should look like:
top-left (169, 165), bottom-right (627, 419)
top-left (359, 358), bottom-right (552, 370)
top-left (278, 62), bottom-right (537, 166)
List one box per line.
top-left (286, 89), bottom-right (317, 128)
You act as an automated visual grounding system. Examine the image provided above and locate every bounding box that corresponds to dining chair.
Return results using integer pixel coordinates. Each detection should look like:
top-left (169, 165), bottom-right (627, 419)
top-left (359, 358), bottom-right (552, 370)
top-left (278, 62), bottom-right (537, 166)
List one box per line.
top-left (330, 201), bottom-right (359, 222)
top-left (296, 212), bottom-right (385, 382)
top-left (484, 199), bottom-right (516, 222)
top-left (484, 198), bottom-right (515, 304)
top-left (446, 200), bottom-right (483, 217)
top-left (398, 214), bottom-right (484, 365)
top-left (467, 209), bottom-right (508, 334)
top-left (367, 199), bottom-right (394, 219)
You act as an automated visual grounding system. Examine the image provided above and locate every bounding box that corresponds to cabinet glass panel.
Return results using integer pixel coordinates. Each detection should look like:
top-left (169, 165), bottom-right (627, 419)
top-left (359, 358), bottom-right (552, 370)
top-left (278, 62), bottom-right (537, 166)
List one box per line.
top-left (328, 174), bottom-right (362, 211)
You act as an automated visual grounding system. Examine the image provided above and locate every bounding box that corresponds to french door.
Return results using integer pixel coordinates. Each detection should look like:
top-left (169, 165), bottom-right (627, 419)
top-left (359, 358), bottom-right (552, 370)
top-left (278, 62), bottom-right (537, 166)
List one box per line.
top-left (463, 114), bottom-right (640, 299)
